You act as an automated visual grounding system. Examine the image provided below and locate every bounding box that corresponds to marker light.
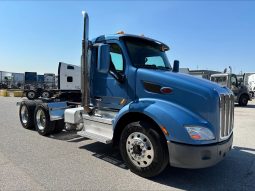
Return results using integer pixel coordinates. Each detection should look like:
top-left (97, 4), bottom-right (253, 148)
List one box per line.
top-left (160, 87), bottom-right (172, 94)
top-left (185, 126), bottom-right (215, 140)
top-left (160, 126), bottom-right (169, 136)
top-left (116, 31), bottom-right (125, 34)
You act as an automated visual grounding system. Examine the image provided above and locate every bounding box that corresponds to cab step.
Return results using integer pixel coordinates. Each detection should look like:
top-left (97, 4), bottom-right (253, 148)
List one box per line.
top-left (77, 112), bottom-right (115, 144)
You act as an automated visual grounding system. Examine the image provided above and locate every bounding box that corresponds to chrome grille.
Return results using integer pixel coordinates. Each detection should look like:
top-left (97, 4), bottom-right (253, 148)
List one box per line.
top-left (220, 94), bottom-right (234, 139)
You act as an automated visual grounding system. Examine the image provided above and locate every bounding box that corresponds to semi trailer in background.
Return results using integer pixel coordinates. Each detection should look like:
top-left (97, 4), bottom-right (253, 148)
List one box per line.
top-left (18, 12), bottom-right (233, 178)
top-left (24, 62), bottom-right (81, 101)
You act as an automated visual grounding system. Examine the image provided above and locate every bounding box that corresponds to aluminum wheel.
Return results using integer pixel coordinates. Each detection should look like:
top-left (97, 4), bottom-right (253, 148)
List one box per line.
top-left (28, 91), bottom-right (35, 99)
top-left (36, 109), bottom-right (46, 131)
top-left (20, 105), bottom-right (28, 124)
top-left (41, 91), bottom-right (50, 98)
top-left (126, 132), bottom-right (154, 168)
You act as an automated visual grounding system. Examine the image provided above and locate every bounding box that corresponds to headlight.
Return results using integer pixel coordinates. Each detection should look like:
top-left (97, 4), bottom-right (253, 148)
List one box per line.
top-left (185, 126), bottom-right (215, 140)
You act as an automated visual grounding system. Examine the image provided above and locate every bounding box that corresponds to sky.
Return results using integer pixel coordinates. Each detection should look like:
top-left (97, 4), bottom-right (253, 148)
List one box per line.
top-left (0, 0), bottom-right (255, 74)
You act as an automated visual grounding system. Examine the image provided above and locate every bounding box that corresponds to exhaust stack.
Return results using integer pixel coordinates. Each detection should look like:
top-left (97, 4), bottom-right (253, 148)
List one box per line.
top-left (81, 11), bottom-right (92, 114)
top-left (229, 66), bottom-right (232, 74)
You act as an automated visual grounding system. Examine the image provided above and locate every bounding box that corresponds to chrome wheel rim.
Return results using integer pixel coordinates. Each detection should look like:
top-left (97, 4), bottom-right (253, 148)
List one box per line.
top-left (126, 132), bottom-right (154, 168)
top-left (21, 106), bottom-right (28, 124)
top-left (42, 92), bottom-right (50, 98)
top-left (28, 92), bottom-right (35, 98)
top-left (36, 109), bottom-right (46, 131)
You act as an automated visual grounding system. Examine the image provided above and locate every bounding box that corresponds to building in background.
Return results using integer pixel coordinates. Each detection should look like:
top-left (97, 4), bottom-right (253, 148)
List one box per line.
top-left (189, 70), bottom-right (221, 80)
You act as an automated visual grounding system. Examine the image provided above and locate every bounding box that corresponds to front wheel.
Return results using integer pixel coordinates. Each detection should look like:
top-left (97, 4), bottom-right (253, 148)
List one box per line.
top-left (120, 121), bottom-right (169, 178)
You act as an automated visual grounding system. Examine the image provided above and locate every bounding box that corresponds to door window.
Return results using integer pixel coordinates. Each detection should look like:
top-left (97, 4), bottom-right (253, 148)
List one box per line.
top-left (109, 44), bottom-right (124, 72)
top-left (67, 76), bottom-right (73, 82)
top-left (231, 75), bottom-right (237, 86)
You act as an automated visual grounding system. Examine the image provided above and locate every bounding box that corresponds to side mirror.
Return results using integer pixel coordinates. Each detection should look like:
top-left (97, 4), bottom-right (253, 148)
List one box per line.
top-left (172, 60), bottom-right (179, 73)
top-left (97, 44), bottom-right (110, 73)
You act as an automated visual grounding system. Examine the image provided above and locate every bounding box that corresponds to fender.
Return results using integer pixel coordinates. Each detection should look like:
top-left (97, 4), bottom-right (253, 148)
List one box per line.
top-left (113, 98), bottom-right (216, 145)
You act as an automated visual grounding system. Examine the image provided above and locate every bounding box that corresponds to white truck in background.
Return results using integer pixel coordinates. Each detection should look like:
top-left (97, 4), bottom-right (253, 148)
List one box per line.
top-left (243, 73), bottom-right (255, 97)
top-left (25, 62), bottom-right (81, 102)
top-left (57, 62), bottom-right (81, 91)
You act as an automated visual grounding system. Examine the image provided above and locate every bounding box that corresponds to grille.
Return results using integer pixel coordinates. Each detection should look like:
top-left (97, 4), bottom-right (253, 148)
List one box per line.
top-left (219, 94), bottom-right (234, 139)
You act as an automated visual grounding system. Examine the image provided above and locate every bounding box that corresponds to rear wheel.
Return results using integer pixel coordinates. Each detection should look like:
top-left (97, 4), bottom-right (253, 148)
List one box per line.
top-left (26, 90), bottom-right (38, 100)
top-left (34, 104), bottom-right (55, 136)
top-left (239, 94), bottom-right (249, 106)
top-left (120, 121), bottom-right (169, 178)
top-left (19, 101), bottom-right (36, 129)
top-left (41, 90), bottom-right (51, 98)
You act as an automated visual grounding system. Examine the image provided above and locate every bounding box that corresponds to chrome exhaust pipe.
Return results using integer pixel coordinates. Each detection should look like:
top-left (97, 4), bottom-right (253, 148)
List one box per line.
top-left (81, 11), bottom-right (92, 114)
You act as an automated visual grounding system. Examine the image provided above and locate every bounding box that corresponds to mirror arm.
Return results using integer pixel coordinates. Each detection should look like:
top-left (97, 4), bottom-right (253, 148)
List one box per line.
top-left (109, 70), bottom-right (125, 83)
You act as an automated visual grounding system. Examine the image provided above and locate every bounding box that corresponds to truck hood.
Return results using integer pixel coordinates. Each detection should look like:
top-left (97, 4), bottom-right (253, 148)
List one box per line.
top-left (135, 69), bottom-right (231, 127)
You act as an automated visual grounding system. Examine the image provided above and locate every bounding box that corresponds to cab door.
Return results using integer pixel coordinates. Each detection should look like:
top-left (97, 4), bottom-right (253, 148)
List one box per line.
top-left (92, 42), bottom-right (128, 110)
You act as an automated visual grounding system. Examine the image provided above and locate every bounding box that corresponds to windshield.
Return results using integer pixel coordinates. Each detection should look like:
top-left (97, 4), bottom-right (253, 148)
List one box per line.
top-left (123, 37), bottom-right (171, 70)
top-left (211, 76), bottom-right (228, 86)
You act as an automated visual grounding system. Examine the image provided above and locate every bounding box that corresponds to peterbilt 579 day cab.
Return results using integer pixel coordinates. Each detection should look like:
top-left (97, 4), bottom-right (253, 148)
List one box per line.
top-left (18, 12), bottom-right (233, 177)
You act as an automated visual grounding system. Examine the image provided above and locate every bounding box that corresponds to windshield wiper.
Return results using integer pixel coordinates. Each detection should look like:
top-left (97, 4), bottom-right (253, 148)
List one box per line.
top-left (136, 64), bottom-right (171, 71)
top-left (156, 66), bottom-right (171, 71)
top-left (136, 64), bottom-right (157, 69)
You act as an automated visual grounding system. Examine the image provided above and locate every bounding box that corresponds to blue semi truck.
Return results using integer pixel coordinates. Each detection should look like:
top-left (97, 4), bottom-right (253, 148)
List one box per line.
top-left (18, 12), bottom-right (234, 177)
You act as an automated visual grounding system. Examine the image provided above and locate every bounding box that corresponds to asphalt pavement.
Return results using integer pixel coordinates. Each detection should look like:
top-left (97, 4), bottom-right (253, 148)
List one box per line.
top-left (0, 97), bottom-right (255, 190)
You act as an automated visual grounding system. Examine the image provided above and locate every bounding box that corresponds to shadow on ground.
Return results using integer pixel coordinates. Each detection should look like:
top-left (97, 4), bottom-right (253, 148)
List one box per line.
top-left (49, 130), bottom-right (89, 142)
top-left (80, 142), bottom-right (255, 190)
top-left (79, 142), bottom-right (128, 169)
top-left (45, 129), bottom-right (255, 190)
top-left (151, 146), bottom-right (255, 190)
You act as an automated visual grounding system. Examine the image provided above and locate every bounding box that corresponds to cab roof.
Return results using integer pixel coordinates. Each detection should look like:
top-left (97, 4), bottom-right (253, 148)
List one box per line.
top-left (92, 34), bottom-right (170, 51)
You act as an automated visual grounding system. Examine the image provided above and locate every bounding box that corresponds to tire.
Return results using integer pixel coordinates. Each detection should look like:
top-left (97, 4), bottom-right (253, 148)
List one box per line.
top-left (119, 121), bottom-right (169, 178)
top-left (41, 90), bottom-right (51, 99)
top-left (34, 103), bottom-right (55, 136)
top-left (251, 92), bottom-right (254, 98)
top-left (19, 101), bottom-right (36, 129)
top-left (53, 119), bottom-right (65, 134)
top-left (239, 94), bottom-right (249, 106)
top-left (26, 90), bottom-right (38, 100)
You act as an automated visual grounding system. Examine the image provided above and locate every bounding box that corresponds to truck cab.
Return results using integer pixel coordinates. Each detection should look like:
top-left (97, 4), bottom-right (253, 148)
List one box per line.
top-left (210, 73), bottom-right (251, 106)
top-left (18, 12), bottom-right (234, 178)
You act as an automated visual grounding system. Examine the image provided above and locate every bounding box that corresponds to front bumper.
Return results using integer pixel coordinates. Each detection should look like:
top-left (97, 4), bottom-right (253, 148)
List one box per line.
top-left (168, 134), bottom-right (233, 169)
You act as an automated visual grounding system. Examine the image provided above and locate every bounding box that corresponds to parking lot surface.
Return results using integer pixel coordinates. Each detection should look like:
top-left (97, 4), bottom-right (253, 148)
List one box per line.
top-left (0, 97), bottom-right (255, 190)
